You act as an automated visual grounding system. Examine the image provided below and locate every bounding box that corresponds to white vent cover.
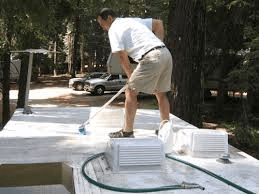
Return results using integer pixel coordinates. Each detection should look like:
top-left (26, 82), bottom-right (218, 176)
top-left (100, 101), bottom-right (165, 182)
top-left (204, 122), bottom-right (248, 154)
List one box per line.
top-left (105, 138), bottom-right (165, 172)
top-left (191, 129), bottom-right (228, 157)
top-left (175, 129), bottom-right (228, 157)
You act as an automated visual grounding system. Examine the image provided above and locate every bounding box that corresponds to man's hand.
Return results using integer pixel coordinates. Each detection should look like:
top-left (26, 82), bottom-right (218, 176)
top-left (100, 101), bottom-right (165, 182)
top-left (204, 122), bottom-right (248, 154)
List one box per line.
top-left (118, 51), bottom-right (133, 79)
top-left (152, 19), bottom-right (165, 41)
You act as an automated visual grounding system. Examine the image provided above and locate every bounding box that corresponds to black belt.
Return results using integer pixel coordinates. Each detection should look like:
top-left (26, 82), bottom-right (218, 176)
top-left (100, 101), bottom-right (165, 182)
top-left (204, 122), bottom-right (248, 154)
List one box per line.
top-left (139, 45), bottom-right (166, 61)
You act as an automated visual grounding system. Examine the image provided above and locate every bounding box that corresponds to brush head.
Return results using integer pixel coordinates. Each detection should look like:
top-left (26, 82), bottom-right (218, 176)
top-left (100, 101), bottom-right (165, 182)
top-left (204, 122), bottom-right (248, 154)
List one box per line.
top-left (78, 125), bottom-right (87, 135)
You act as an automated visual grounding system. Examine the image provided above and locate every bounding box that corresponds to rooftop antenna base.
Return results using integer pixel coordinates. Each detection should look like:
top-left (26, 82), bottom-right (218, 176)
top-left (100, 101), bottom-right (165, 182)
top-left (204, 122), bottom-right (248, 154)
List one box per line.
top-left (23, 106), bottom-right (33, 114)
top-left (217, 153), bottom-right (231, 164)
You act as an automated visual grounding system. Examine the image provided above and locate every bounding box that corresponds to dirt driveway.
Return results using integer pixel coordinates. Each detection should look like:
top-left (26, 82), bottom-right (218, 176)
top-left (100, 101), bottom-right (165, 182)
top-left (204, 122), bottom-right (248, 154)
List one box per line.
top-left (9, 75), bottom-right (157, 109)
top-left (0, 75), bottom-right (157, 129)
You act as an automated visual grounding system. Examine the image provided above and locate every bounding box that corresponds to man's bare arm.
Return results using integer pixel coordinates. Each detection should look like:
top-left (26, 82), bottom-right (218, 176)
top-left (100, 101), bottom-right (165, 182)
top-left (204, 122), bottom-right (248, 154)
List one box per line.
top-left (118, 51), bottom-right (133, 79)
top-left (152, 19), bottom-right (165, 41)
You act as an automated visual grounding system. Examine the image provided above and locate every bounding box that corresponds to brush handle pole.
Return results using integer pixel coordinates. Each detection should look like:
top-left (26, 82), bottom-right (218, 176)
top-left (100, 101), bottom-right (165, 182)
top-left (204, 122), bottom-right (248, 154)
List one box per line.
top-left (83, 85), bottom-right (127, 126)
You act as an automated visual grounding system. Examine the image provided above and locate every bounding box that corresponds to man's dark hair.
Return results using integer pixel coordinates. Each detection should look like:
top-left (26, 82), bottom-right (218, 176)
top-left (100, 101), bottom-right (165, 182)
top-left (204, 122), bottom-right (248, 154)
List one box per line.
top-left (98, 8), bottom-right (117, 20)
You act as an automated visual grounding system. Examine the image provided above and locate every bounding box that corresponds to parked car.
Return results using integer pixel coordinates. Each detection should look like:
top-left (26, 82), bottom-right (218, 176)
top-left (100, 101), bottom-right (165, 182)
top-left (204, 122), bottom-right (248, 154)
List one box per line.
top-left (84, 73), bottom-right (128, 95)
top-left (69, 72), bottom-right (106, 91)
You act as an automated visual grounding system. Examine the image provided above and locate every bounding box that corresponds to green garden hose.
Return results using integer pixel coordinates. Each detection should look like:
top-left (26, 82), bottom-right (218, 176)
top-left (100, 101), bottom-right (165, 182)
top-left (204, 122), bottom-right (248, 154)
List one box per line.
top-left (81, 152), bottom-right (205, 193)
top-left (165, 154), bottom-right (255, 194)
top-left (81, 152), bottom-right (255, 193)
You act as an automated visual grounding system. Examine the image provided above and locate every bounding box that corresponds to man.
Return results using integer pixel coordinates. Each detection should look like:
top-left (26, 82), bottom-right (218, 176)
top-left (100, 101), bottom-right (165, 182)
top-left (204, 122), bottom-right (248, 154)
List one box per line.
top-left (97, 8), bottom-right (173, 138)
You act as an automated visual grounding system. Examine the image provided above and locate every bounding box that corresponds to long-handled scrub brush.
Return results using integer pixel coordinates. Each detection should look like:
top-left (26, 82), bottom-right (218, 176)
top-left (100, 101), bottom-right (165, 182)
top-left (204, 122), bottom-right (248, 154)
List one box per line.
top-left (78, 85), bottom-right (127, 135)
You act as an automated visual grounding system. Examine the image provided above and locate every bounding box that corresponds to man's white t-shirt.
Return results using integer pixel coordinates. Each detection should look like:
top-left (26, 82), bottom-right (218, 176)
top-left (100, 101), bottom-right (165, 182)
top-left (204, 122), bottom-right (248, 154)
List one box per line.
top-left (108, 17), bottom-right (165, 61)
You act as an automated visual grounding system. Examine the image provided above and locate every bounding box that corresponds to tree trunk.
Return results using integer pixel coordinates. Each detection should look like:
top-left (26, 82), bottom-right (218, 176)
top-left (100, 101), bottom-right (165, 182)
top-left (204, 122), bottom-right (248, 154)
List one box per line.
top-left (216, 52), bottom-right (228, 119)
top-left (72, 16), bottom-right (81, 77)
top-left (17, 55), bottom-right (28, 108)
top-left (167, 0), bottom-right (205, 127)
top-left (2, 22), bottom-right (13, 127)
top-left (2, 54), bottom-right (10, 127)
top-left (53, 40), bottom-right (57, 76)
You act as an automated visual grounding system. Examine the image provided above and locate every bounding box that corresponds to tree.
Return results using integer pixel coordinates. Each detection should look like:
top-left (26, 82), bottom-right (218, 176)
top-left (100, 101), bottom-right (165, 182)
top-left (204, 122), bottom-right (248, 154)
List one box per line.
top-left (46, 0), bottom-right (72, 76)
top-left (226, 0), bottom-right (259, 130)
top-left (0, 0), bottom-right (53, 123)
top-left (234, 0), bottom-right (258, 114)
top-left (204, 0), bottom-right (258, 120)
top-left (203, 0), bottom-right (249, 119)
top-left (167, 0), bottom-right (205, 126)
top-left (74, 0), bottom-right (171, 74)
top-left (0, 0), bottom-right (21, 126)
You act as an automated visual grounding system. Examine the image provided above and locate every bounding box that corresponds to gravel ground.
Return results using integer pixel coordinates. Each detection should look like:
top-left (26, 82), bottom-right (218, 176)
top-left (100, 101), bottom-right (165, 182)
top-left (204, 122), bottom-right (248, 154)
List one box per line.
top-left (9, 86), bottom-right (125, 108)
top-left (7, 74), bottom-right (157, 110)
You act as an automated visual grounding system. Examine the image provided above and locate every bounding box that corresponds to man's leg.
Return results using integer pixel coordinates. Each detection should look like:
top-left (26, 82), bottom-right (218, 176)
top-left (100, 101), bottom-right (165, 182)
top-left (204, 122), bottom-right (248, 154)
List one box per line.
top-left (155, 91), bottom-right (170, 121)
top-left (124, 87), bottom-right (138, 132)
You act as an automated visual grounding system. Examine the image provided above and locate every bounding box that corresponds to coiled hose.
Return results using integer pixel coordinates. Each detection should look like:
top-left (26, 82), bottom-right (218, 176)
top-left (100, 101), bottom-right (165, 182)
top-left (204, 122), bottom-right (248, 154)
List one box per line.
top-left (82, 152), bottom-right (204, 193)
top-left (81, 152), bottom-right (255, 193)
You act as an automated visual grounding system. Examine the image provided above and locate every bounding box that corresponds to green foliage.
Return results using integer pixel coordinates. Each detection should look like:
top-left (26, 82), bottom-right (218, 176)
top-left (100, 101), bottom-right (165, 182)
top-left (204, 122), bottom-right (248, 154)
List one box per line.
top-left (226, 0), bottom-right (259, 92)
top-left (203, 0), bottom-right (258, 91)
top-left (0, 0), bottom-right (51, 54)
top-left (0, 20), bottom-right (8, 54)
top-left (65, 0), bottom-right (171, 69)
top-left (227, 0), bottom-right (250, 9)
top-left (205, 1), bottom-right (246, 51)
top-left (225, 61), bottom-right (258, 91)
top-left (0, 0), bottom-right (74, 76)
top-left (203, 0), bottom-right (259, 148)
top-left (1, 0), bottom-right (257, 80)
top-left (220, 120), bottom-right (259, 148)
top-left (232, 122), bottom-right (258, 148)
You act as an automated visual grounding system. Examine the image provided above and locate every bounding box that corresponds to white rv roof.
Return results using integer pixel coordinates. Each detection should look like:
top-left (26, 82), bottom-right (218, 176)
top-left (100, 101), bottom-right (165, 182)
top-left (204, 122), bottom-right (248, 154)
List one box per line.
top-left (0, 107), bottom-right (258, 193)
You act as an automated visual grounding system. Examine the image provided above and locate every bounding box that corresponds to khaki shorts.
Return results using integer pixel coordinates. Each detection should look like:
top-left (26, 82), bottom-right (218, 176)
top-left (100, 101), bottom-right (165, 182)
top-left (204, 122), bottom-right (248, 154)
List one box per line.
top-left (128, 47), bottom-right (173, 94)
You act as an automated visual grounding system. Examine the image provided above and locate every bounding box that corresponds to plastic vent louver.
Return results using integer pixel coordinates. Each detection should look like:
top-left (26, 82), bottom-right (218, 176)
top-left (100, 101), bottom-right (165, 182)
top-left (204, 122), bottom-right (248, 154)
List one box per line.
top-left (191, 129), bottom-right (228, 157)
top-left (105, 138), bottom-right (165, 172)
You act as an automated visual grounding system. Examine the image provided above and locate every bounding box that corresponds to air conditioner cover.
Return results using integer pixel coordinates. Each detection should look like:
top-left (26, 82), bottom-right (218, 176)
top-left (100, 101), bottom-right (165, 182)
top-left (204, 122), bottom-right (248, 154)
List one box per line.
top-left (191, 129), bottom-right (228, 157)
top-left (105, 138), bottom-right (165, 172)
top-left (174, 129), bottom-right (228, 158)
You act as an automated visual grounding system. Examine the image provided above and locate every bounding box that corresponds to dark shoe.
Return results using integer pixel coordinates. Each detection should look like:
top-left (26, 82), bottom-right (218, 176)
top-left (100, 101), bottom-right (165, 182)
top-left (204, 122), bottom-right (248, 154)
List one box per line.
top-left (109, 129), bottom-right (134, 138)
